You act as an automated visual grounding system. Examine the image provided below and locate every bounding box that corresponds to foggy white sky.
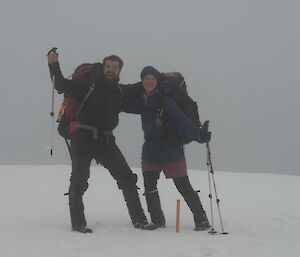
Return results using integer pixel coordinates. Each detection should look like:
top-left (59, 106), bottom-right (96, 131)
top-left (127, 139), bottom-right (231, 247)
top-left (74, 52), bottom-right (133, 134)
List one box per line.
top-left (0, 0), bottom-right (299, 175)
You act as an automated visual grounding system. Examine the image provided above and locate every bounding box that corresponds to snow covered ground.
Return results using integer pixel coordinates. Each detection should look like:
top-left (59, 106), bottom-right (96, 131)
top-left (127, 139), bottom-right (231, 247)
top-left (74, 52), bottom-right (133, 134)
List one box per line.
top-left (0, 165), bottom-right (299, 257)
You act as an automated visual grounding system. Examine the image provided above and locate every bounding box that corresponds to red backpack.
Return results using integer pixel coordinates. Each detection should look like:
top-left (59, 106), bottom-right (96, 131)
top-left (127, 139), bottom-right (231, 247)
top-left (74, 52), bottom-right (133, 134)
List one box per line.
top-left (57, 63), bottom-right (100, 139)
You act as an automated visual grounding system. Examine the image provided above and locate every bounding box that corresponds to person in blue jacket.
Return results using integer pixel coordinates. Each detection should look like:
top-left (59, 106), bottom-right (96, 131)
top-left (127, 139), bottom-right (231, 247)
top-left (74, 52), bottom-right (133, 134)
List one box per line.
top-left (125, 66), bottom-right (211, 231)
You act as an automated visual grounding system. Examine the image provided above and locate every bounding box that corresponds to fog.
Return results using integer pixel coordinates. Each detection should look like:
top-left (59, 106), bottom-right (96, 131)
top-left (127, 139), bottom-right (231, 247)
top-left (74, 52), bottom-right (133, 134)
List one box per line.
top-left (1, 0), bottom-right (299, 175)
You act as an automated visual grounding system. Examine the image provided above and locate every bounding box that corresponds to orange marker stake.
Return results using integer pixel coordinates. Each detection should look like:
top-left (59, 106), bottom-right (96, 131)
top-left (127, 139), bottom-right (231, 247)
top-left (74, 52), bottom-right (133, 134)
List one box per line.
top-left (176, 199), bottom-right (180, 233)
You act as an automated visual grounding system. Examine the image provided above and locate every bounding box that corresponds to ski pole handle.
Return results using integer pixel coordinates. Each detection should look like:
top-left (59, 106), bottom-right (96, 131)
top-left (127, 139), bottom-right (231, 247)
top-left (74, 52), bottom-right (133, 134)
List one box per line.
top-left (47, 47), bottom-right (57, 55)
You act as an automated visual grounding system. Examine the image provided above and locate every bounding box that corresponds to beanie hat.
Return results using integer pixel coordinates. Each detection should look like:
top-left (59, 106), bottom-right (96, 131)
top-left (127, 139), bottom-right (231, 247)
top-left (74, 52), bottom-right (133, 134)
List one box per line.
top-left (140, 66), bottom-right (161, 81)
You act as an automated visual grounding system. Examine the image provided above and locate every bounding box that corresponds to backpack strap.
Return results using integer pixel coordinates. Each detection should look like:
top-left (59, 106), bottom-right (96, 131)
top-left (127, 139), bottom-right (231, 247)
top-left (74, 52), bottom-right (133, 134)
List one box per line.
top-left (117, 84), bottom-right (123, 96)
top-left (155, 80), bottom-right (175, 127)
top-left (75, 80), bottom-right (95, 117)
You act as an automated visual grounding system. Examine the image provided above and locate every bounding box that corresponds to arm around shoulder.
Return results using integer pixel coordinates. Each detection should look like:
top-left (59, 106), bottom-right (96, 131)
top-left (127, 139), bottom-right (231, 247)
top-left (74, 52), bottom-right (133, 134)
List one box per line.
top-left (120, 82), bottom-right (143, 114)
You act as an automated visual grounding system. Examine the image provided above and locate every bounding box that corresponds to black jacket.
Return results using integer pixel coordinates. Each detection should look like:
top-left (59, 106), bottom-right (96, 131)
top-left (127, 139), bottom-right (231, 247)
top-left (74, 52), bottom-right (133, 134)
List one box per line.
top-left (49, 62), bottom-right (122, 132)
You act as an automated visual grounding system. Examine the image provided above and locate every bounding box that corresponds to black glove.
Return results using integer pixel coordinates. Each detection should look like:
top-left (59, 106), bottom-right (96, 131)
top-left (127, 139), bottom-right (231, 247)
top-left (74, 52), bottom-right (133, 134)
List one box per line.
top-left (197, 120), bottom-right (211, 143)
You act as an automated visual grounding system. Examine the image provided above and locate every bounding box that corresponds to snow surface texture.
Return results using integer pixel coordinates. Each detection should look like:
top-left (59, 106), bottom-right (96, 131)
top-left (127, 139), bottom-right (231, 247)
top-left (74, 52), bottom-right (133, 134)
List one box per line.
top-left (0, 165), bottom-right (299, 257)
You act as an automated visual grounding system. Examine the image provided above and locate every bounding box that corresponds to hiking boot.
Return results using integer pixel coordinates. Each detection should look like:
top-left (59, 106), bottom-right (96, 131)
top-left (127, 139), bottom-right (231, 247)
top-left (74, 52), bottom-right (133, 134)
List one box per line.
top-left (144, 190), bottom-right (166, 229)
top-left (150, 211), bottom-right (165, 228)
top-left (141, 222), bottom-right (166, 230)
top-left (194, 222), bottom-right (210, 231)
top-left (72, 225), bottom-right (93, 233)
top-left (133, 220), bottom-right (149, 229)
top-left (194, 213), bottom-right (210, 231)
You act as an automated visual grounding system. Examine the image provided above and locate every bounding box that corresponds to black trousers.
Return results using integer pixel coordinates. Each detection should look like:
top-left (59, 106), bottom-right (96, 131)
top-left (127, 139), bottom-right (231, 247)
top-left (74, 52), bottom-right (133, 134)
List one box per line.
top-left (70, 135), bottom-right (137, 194)
top-left (68, 135), bottom-right (144, 228)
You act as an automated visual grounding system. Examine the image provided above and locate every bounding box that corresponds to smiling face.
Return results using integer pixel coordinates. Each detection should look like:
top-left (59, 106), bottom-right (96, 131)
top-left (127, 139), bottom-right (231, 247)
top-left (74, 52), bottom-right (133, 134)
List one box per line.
top-left (103, 60), bottom-right (121, 81)
top-left (142, 74), bottom-right (158, 93)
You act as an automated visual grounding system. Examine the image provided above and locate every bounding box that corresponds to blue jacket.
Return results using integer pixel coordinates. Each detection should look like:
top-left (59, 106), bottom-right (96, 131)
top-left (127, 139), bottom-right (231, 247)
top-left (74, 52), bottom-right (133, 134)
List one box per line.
top-left (124, 83), bottom-right (201, 164)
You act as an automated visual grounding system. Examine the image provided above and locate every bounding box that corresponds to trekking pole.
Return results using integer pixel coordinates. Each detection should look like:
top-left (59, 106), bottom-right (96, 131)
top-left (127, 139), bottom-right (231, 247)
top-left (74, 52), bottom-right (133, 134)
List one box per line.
top-left (48, 47), bottom-right (57, 156)
top-left (207, 159), bottom-right (217, 234)
top-left (50, 74), bottom-right (55, 156)
top-left (206, 142), bottom-right (228, 234)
